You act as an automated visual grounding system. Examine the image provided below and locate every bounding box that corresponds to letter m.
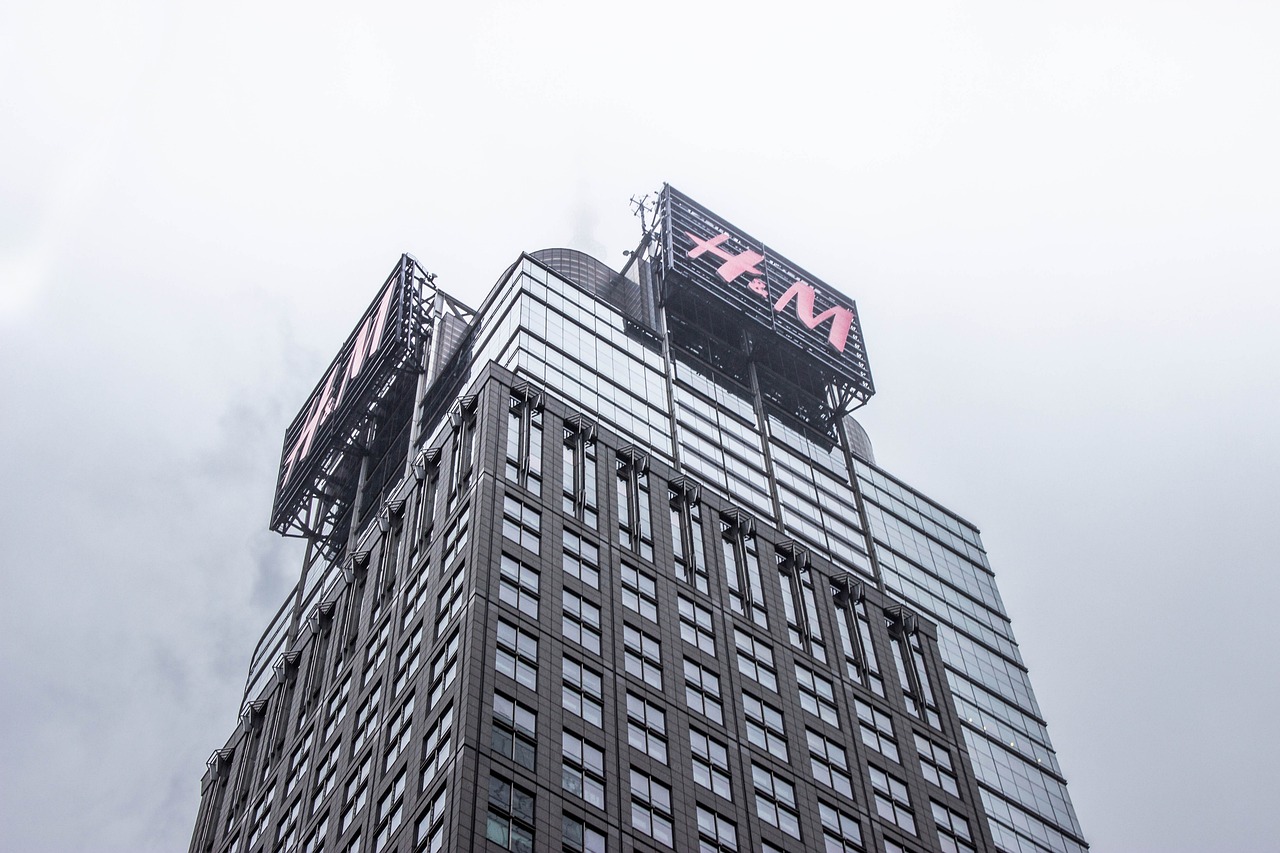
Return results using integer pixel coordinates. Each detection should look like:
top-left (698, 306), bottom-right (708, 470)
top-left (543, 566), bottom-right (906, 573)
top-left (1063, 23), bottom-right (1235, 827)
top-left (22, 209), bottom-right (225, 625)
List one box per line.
top-left (773, 281), bottom-right (854, 353)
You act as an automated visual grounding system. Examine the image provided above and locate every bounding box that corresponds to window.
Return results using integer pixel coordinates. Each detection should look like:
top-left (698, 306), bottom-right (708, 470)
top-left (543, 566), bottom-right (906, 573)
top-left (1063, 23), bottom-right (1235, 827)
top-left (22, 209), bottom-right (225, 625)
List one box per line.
top-left (447, 398), bottom-right (476, 511)
top-left (276, 796), bottom-right (303, 852)
top-left (284, 728), bottom-right (314, 797)
top-left (384, 693), bottom-right (415, 771)
top-left (502, 496), bottom-right (542, 554)
top-left (690, 728), bottom-right (732, 800)
top-left (247, 785), bottom-right (274, 847)
top-left (832, 577), bottom-right (884, 696)
top-left (855, 699), bottom-right (900, 763)
top-left (492, 692), bottom-right (537, 770)
top-left (870, 767), bottom-right (916, 834)
top-left (678, 596), bottom-right (716, 656)
top-left (931, 800), bottom-right (976, 853)
top-left (421, 704), bottom-right (454, 791)
top-left (410, 454), bottom-right (439, 557)
top-left (352, 683), bottom-right (383, 756)
top-left (807, 729), bottom-right (855, 800)
top-left (819, 802), bottom-right (865, 852)
top-left (617, 452), bottom-right (653, 559)
top-left (721, 513), bottom-right (766, 627)
top-left (392, 625), bottom-right (423, 697)
top-left (441, 513), bottom-right (469, 569)
top-left (915, 735), bottom-right (959, 797)
top-left (434, 569), bottom-right (466, 638)
top-left (683, 659), bottom-right (724, 725)
top-left (623, 625), bottom-right (663, 689)
top-left (324, 674), bottom-right (351, 742)
top-left (795, 662), bottom-right (839, 726)
top-left (888, 610), bottom-right (941, 728)
top-left (626, 692), bottom-right (668, 763)
top-left (340, 756), bottom-right (372, 832)
top-left (561, 730), bottom-right (606, 809)
top-left (777, 545), bottom-right (826, 662)
top-left (486, 774), bottom-right (535, 853)
top-left (373, 769), bottom-right (406, 851)
top-left (562, 814), bottom-right (607, 852)
top-left (562, 589), bottom-right (602, 655)
top-left (363, 619), bottom-right (392, 687)
top-left (428, 630), bottom-right (460, 707)
top-left (751, 763), bottom-right (801, 840)
top-left (621, 563), bottom-right (658, 622)
top-left (629, 769), bottom-right (673, 847)
top-left (313, 738), bottom-right (342, 813)
top-left (562, 658), bottom-right (604, 727)
top-left (414, 785), bottom-right (448, 853)
top-left (743, 693), bottom-right (789, 760)
top-left (498, 554), bottom-right (541, 619)
top-left (563, 417), bottom-right (599, 529)
top-left (734, 628), bottom-right (778, 691)
top-left (669, 482), bottom-right (709, 592)
top-left (401, 564), bottom-right (430, 630)
top-left (562, 529), bottom-right (600, 589)
top-left (505, 390), bottom-right (543, 496)
top-left (695, 806), bottom-right (737, 853)
top-left (496, 620), bottom-right (538, 690)
top-left (302, 811), bottom-right (329, 853)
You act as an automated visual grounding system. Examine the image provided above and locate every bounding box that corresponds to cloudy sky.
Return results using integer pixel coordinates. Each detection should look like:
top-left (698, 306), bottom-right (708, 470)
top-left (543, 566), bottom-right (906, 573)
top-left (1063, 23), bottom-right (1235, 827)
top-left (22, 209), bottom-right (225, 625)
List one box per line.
top-left (2, 1), bottom-right (1277, 850)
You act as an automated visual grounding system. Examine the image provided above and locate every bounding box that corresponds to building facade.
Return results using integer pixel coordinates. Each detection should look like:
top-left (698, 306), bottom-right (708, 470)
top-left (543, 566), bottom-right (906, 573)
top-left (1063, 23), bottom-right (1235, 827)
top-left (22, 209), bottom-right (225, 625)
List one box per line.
top-left (190, 188), bottom-right (1086, 853)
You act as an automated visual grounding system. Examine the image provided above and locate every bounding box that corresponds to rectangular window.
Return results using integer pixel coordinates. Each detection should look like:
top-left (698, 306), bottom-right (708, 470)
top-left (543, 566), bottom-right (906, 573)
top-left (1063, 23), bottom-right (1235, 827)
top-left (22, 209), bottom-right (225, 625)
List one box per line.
top-left (486, 774), bottom-right (535, 853)
top-left (621, 563), bottom-right (658, 622)
top-left (562, 529), bottom-right (600, 589)
top-left (414, 786), bottom-right (448, 853)
top-left (505, 392), bottom-right (543, 497)
top-left (695, 805), bottom-right (738, 853)
top-left (721, 515), bottom-right (766, 627)
top-left (498, 553), bottom-right (541, 619)
top-left (690, 728), bottom-right (732, 801)
top-left (351, 683), bottom-right (383, 756)
top-left (492, 692), bottom-right (537, 770)
top-left (563, 419), bottom-right (599, 529)
top-left (751, 763), bottom-right (801, 840)
top-left (855, 699), bottom-right (900, 763)
top-left (870, 767), bottom-right (917, 834)
top-left (833, 577), bottom-right (884, 696)
top-left (806, 728), bottom-right (855, 800)
top-left (795, 662), bottom-right (840, 726)
top-left (247, 785), bottom-right (274, 847)
top-left (562, 658), bottom-right (604, 727)
top-left (743, 693), bottom-right (789, 761)
top-left (669, 483), bottom-right (708, 592)
top-left (916, 735), bottom-right (960, 797)
top-left (324, 675), bottom-right (350, 742)
top-left (495, 619), bottom-right (539, 690)
top-left (441, 512), bottom-right (470, 569)
top-left (562, 814), bottom-right (607, 853)
top-left (734, 628), bottom-right (778, 691)
top-left (400, 564), bottom-right (430, 631)
top-left (433, 570), bottom-right (466, 640)
top-left (629, 768), bottom-right (673, 848)
top-left (392, 625), bottom-right (423, 697)
top-left (561, 730), bottom-right (606, 810)
top-left (362, 619), bottom-right (392, 688)
top-left (313, 738), bottom-right (341, 813)
top-left (819, 802), bottom-right (865, 852)
top-left (277, 796), bottom-right (304, 852)
top-left (931, 800), bottom-right (976, 853)
top-left (340, 756), bottom-right (372, 833)
top-left (428, 630), bottom-right (460, 707)
top-left (617, 454), bottom-right (653, 560)
top-left (625, 692), bottom-right (668, 763)
top-left (623, 625), bottom-right (663, 690)
top-left (421, 704), bottom-right (454, 792)
top-left (502, 495), bottom-right (542, 554)
top-left (373, 768), bottom-right (405, 851)
top-left (383, 693), bottom-right (415, 771)
top-left (678, 596), bottom-right (716, 656)
top-left (562, 590), bottom-right (602, 655)
top-left (284, 729), bottom-right (314, 797)
top-left (302, 811), bottom-right (329, 853)
top-left (683, 659), bottom-right (724, 725)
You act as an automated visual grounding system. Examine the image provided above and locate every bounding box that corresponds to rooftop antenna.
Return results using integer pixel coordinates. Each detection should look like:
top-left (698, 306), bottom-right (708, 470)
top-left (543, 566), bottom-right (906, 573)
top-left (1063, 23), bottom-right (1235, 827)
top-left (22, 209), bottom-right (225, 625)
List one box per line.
top-left (630, 194), bottom-right (655, 233)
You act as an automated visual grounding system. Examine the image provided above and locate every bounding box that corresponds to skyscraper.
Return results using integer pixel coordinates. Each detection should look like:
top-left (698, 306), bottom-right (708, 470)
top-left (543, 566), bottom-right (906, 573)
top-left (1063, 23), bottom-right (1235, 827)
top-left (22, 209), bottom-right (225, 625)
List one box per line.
top-left (190, 186), bottom-right (1086, 853)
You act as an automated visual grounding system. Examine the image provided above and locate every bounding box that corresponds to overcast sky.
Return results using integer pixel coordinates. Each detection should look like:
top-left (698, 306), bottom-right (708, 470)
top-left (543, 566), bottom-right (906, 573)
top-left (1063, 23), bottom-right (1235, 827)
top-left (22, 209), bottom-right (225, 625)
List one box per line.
top-left (2, 1), bottom-right (1278, 850)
